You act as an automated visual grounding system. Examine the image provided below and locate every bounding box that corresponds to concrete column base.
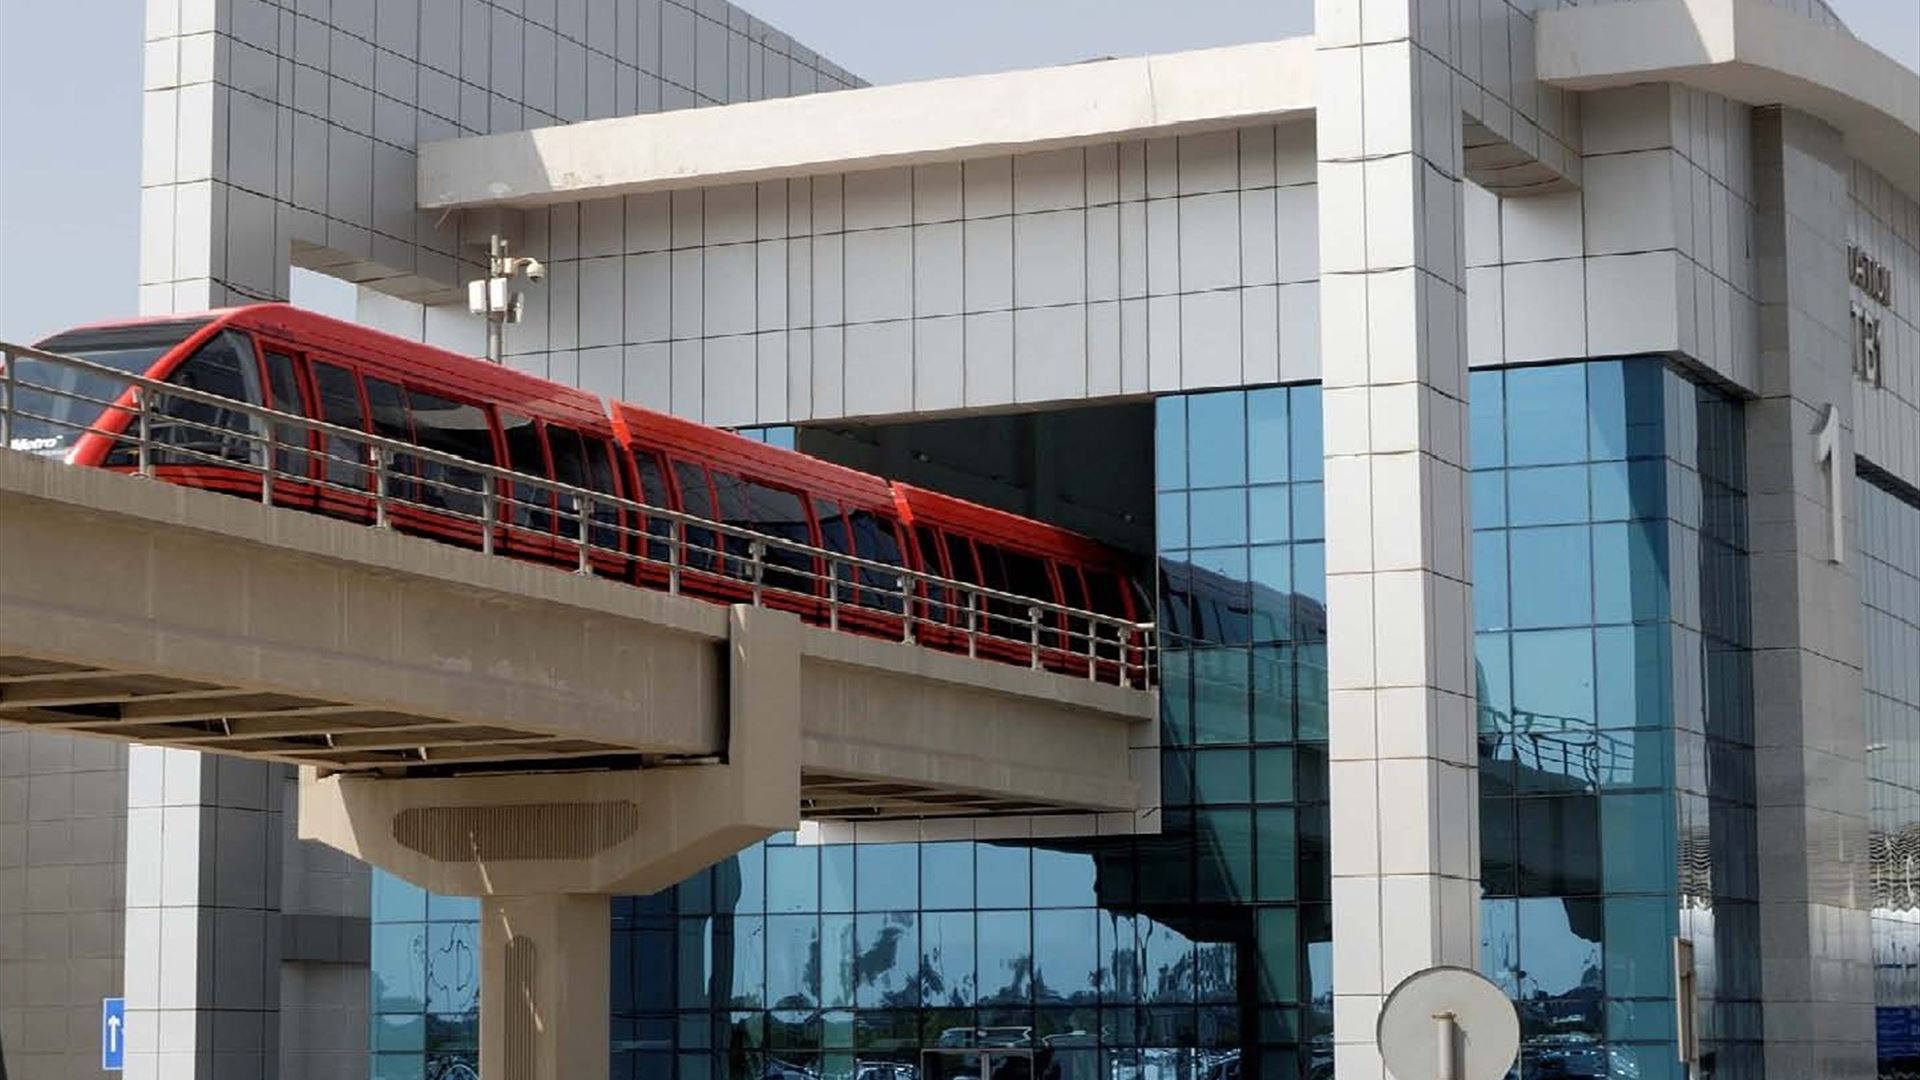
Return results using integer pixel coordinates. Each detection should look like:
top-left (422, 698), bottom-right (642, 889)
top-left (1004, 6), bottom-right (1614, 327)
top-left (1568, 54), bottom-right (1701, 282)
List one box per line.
top-left (480, 893), bottom-right (612, 1080)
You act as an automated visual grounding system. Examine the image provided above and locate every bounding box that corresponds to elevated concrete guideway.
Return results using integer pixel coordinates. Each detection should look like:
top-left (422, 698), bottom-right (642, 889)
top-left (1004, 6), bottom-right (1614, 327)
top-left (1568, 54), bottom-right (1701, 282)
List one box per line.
top-left (0, 335), bottom-right (1158, 1080)
top-left (0, 447), bottom-right (1152, 823)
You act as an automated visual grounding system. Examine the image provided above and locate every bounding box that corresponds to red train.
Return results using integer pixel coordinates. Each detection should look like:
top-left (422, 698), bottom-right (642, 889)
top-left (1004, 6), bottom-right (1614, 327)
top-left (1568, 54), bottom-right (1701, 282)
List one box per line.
top-left (12, 304), bottom-right (1147, 674)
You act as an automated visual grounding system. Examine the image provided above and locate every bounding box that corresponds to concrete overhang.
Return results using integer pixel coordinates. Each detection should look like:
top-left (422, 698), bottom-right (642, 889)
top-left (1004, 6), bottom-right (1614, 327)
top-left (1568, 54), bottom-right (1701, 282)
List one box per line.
top-left (1538, 0), bottom-right (1920, 199)
top-left (417, 38), bottom-right (1316, 210)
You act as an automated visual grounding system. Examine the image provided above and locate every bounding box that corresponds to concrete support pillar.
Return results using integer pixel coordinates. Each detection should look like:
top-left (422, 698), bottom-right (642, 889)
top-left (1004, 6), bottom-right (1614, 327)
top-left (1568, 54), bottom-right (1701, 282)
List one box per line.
top-left (1314, 1), bottom-right (1478, 1076)
top-left (123, 750), bottom-right (285, 1080)
top-left (1747, 105), bottom-right (1876, 1080)
top-left (480, 894), bottom-right (612, 1080)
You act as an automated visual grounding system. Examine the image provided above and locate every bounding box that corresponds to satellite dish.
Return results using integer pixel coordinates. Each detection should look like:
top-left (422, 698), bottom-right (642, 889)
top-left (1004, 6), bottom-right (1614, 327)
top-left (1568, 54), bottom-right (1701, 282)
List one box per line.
top-left (1376, 965), bottom-right (1520, 1080)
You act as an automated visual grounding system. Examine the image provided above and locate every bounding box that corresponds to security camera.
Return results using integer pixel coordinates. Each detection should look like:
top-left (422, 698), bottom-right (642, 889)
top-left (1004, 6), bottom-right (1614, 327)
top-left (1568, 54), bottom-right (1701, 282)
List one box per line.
top-left (520, 258), bottom-right (545, 283)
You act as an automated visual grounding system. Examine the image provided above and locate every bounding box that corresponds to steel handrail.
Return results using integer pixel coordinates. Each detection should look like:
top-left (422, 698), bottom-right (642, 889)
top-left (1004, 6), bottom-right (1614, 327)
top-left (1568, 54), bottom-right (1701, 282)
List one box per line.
top-left (0, 340), bottom-right (1158, 687)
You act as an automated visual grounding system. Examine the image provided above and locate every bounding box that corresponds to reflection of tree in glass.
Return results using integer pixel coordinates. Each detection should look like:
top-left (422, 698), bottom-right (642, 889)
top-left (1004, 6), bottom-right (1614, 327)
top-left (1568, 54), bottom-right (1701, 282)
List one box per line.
top-left (858, 913), bottom-right (919, 1008)
top-left (425, 1052), bottom-right (477, 1080)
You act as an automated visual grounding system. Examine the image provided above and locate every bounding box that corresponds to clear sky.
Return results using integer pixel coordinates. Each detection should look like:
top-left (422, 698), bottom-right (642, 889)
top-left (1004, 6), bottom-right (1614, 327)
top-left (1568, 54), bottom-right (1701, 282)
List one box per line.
top-left (1, 0), bottom-right (1914, 344)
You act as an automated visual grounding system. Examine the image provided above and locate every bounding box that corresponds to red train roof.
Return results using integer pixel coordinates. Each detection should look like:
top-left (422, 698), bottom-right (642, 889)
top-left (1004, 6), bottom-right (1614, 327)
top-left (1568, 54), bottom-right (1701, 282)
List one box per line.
top-left (893, 483), bottom-right (1127, 569)
top-left (607, 401), bottom-right (897, 511)
top-left (53, 304), bottom-right (1128, 566)
top-left (218, 305), bottom-right (613, 432)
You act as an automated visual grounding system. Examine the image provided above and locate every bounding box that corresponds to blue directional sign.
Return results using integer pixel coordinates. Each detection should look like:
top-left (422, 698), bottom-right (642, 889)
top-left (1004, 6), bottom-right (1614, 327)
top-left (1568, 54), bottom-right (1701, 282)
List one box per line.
top-left (101, 996), bottom-right (125, 1071)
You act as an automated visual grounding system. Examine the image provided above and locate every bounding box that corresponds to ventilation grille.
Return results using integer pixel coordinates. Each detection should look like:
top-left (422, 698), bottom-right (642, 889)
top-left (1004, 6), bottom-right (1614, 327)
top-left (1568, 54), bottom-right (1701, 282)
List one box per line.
top-left (392, 802), bottom-right (641, 861)
top-left (505, 935), bottom-right (535, 1080)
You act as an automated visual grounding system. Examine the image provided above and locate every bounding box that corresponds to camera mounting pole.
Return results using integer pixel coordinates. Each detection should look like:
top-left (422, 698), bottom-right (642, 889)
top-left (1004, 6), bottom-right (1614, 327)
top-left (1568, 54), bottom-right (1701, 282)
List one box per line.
top-left (468, 234), bottom-right (542, 365)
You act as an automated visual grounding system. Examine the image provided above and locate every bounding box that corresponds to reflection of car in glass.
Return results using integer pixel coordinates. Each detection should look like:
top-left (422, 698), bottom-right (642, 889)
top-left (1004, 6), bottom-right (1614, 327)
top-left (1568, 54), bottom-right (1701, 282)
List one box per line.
top-left (935, 1027), bottom-right (1035, 1049)
top-left (1524, 1036), bottom-right (1607, 1080)
top-left (1195, 1050), bottom-right (1240, 1080)
top-left (855, 1066), bottom-right (915, 1080)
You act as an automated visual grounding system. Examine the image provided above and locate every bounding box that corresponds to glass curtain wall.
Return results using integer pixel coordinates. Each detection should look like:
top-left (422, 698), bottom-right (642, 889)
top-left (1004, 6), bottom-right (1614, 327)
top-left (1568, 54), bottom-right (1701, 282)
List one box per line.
top-left (370, 872), bottom-right (481, 1079)
top-left (1863, 468), bottom-right (1920, 1078)
top-left (366, 363), bottom-right (1759, 1080)
top-left (1470, 359), bottom-right (1758, 1080)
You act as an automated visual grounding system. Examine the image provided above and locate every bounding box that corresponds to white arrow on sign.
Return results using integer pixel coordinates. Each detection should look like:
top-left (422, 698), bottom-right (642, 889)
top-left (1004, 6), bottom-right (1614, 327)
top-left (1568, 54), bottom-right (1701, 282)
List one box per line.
top-left (106, 1013), bottom-right (122, 1053)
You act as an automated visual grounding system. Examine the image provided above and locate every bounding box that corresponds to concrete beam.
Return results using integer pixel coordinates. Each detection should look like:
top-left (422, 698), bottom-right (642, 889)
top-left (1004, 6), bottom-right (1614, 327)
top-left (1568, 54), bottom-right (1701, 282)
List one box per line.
top-left (1537, 0), bottom-right (1920, 199)
top-left (416, 38), bottom-right (1316, 209)
top-left (0, 451), bottom-right (730, 764)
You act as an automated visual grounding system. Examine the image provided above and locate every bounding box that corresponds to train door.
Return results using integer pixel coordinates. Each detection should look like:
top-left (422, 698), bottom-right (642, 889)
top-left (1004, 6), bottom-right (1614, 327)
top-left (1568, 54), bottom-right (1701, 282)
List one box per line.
top-left (737, 475), bottom-right (822, 616)
top-left (305, 358), bottom-right (375, 522)
top-left (400, 385), bottom-right (497, 550)
top-left (628, 447), bottom-right (676, 586)
top-left (497, 410), bottom-right (560, 564)
top-left (547, 424), bottom-right (628, 577)
top-left (1054, 562), bottom-right (1095, 677)
top-left (254, 340), bottom-right (321, 512)
top-left (667, 458), bottom-right (733, 598)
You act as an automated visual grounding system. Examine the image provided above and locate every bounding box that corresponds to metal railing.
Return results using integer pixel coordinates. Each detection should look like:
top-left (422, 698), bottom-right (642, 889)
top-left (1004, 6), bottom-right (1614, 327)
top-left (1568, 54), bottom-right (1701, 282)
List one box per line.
top-left (0, 339), bottom-right (1157, 687)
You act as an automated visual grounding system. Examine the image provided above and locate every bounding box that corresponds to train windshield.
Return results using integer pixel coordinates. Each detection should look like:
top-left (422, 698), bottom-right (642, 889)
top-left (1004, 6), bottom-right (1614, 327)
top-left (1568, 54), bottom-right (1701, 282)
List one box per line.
top-left (9, 320), bottom-right (210, 456)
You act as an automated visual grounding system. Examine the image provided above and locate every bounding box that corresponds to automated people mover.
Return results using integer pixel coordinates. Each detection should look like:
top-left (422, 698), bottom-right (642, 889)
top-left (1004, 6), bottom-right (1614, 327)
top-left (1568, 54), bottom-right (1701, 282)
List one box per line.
top-left (12, 304), bottom-right (1147, 678)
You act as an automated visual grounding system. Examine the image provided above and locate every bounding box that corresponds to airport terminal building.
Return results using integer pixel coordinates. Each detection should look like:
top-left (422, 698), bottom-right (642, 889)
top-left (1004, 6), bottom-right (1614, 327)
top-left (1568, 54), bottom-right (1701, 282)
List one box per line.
top-left (1, 0), bottom-right (1918, 1078)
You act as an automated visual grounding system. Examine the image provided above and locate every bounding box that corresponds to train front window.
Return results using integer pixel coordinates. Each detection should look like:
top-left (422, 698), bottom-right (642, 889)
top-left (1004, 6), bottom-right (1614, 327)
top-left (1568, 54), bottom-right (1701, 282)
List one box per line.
top-left (13, 319), bottom-right (209, 457)
top-left (148, 330), bottom-right (267, 466)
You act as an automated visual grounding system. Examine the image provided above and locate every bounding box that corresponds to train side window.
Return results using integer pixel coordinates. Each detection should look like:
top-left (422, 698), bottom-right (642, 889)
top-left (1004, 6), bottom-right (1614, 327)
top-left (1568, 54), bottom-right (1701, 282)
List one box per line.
top-left (549, 427), bottom-right (615, 549)
top-left (847, 509), bottom-right (905, 611)
top-left (1002, 550), bottom-right (1061, 646)
top-left (586, 441), bottom-right (624, 549)
top-left (672, 461), bottom-right (717, 570)
top-left (975, 545), bottom-right (1021, 638)
top-left (261, 350), bottom-right (311, 477)
top-left (913, 525), bottom-right (952, 622)
top-left (549, 425), bottom-right (590, 488)
top-left (1058, 563), bottom-right (1092, 651)
top-left (1086, 570), bottom-right (1128, 619)
top-left (913, 526), bottom-right (944, 576)
top-left (815, 497), bottom-right (856, 602)
top-left (711, 471), bottom-right (756, 575)
top-left (405, 387), bottom-right (493, 516)
top-left (309, 361), bottom-right (368, 488)
top-left (156, 330), bottom-right (265, 464)
top-left (362, 376), bottom-right (416, 497)
top-left (740, 481), bottom-right (812, 594)
top-left (633, 451), bottom-right (673, 560)
top-left (499, 412), bottom-right (553, 532)
top-left (945, 534), bottom-right (980, 583)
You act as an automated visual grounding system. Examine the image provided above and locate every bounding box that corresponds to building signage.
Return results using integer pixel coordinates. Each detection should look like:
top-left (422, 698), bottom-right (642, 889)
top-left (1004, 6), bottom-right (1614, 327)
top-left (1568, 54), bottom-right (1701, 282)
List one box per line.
top-left (1849, 244), bottom-right (1892, 388)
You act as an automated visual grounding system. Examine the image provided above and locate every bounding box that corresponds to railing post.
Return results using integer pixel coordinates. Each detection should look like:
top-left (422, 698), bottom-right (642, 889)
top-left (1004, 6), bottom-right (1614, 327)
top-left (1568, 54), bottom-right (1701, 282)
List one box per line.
top-left (575, 497), bottom-right (593, 575)
top-left (829, 560), bottom-right (841, 633)
top-left (481, 485), bottom-right (496, 556)
top-left (135, 387), bottom-right (153, 478)
top-left (1, 349), bottom-right (14, 449)
top-left (667, 527), bottom-right (681, 595)
top-left (898, 574), bottom-right (914, 644)
top-left (371, 447), bottom-right (390, 528)
top-left (1028, 605), bottom-right (1042, 670)
top-left (749, 539), bottom-right (765, 607)
top-left (1087, 621), bottom-right (1098, 682)
top-left (967, 591), bottom-right (979, 659)
top-left (261, 427), bottom-right (276, 505)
